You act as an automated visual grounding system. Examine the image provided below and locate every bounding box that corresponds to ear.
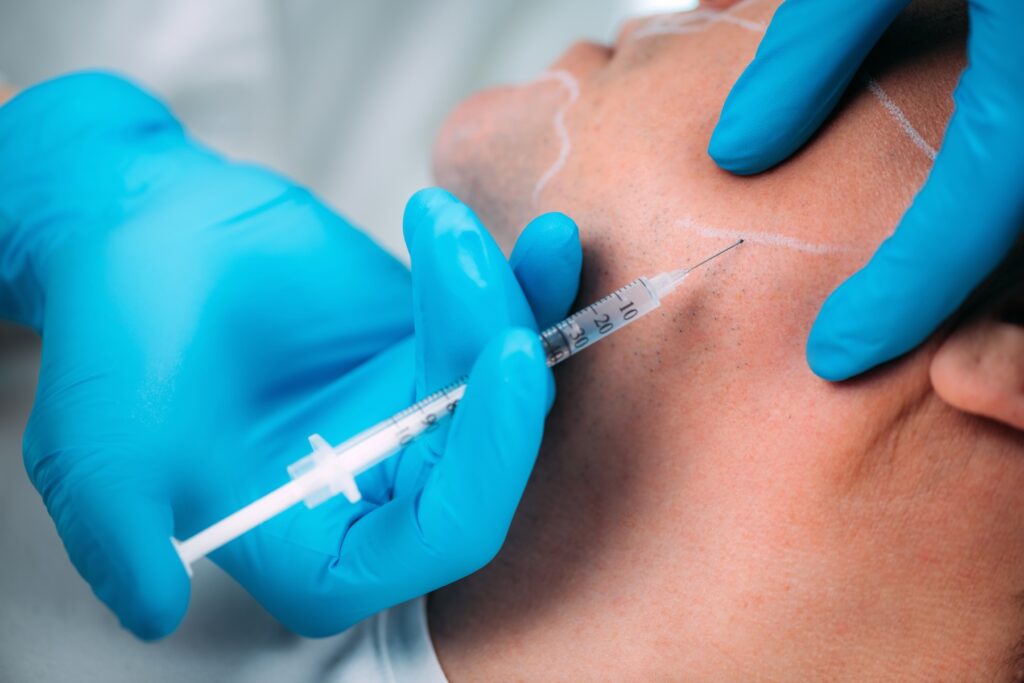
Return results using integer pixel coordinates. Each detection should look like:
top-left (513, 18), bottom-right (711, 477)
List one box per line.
top-left (930, 288), bottom-right (1024, 430)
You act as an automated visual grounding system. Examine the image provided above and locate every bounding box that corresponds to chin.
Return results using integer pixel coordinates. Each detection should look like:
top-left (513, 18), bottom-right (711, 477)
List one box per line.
top-left (431, 83), bottom-right (560, 249)
top-left (431, 87), bottom-right (503, 194)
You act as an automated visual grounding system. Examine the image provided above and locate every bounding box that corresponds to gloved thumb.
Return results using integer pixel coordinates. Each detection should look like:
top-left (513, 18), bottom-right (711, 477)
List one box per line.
top-left (25, 442), bottom-right (190, 640)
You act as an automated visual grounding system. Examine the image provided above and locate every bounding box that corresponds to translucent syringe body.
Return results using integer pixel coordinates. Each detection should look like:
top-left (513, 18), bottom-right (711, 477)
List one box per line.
top-left (173, 267), bottom-right (699, 572)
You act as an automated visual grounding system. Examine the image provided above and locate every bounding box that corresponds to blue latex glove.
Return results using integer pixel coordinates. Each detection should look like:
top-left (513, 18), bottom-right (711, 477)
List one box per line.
top-left (217, 188), bottom-right (580, 636)
top-left (708, 0), bottom-right (1024, 381)
top-left (0, 73), bottom-right (581, 638)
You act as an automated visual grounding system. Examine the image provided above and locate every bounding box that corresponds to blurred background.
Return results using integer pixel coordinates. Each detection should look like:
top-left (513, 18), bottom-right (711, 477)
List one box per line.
top-left (0, 0), bottom-right (695, 680)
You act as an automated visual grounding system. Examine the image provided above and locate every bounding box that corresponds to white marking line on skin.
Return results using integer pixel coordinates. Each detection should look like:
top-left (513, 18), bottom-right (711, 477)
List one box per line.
top-left (679, 217), bottom-right (856, 255)
top-left (530, 70), bottom-right (580, 207)
top-left (633, 9), bottom-right (766, 40)
top-left (865, 78), bottom-right (938, 161)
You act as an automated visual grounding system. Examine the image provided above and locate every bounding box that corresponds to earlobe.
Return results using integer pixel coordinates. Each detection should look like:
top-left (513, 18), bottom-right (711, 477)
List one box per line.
top-left (930, 314), bottom-right (1024, 431)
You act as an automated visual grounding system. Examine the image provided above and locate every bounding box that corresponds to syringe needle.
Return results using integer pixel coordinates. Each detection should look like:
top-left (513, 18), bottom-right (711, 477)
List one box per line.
top-left (686, 239), bottom-right (744, 273)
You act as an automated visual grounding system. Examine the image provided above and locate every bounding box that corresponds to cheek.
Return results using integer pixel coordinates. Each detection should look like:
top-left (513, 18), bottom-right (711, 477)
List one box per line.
top-left (432, 80), bottom-right (577, 247)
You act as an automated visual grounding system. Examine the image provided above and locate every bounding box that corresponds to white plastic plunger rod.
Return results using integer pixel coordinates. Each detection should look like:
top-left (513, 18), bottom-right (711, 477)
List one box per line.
top-left (174, 477), bottom-right (310, 574)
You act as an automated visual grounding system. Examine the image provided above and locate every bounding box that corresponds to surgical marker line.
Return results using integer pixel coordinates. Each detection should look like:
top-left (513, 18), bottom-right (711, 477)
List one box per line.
top-left (634, 6), bottom-right (767, 40)
top-left (865, 78), bottom-right (938, 161)
top-left (531, 70), bottom-right (580, 207)
top-left (679, 217), bottom-right (856, 256)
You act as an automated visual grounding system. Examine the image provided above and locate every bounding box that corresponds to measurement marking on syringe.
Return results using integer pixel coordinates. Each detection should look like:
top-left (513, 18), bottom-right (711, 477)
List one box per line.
top-left (553, 324), bottom-right (573, 352)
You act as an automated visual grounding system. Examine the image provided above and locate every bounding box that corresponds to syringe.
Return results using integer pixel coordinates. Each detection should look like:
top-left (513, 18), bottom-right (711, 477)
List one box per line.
top-left (173, 239), bottom-right (743, 573)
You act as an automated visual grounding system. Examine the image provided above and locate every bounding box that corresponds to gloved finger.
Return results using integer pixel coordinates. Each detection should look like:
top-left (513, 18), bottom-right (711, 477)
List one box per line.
top-left (414, 328), bottom-right (549, 565)
top-left (509, 212), bottom-right (582, 328)
top-left (300, 328), bottom-right (549, 634)
top-left (807, 1), bottom-right (1024, 380)
top-left (708, 0), bottom-right (907, 175)
top-left (23, 438), bottom-right (189, 639)
top-left (403, 188), bottom-right (536, 395)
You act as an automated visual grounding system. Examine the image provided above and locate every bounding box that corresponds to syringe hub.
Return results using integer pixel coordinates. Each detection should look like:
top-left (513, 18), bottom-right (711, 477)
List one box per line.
top-left (647, 269), bottom-right (690, 298)
top-left (649, 239), bottom-right (743, 299)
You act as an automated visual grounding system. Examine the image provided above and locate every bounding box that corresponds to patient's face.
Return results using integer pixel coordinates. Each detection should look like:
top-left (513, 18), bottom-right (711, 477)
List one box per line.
top-left (431, 1), bottom-right (1024, 681)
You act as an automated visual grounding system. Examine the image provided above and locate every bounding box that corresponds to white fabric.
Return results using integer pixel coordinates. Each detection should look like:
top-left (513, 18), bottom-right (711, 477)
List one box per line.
top-left (325, 599), bottom-right (447, 683)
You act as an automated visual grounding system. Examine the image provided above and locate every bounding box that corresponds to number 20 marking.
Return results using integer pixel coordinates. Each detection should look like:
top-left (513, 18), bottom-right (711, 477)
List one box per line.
top-left (594, 312), bottom-right (614, 334)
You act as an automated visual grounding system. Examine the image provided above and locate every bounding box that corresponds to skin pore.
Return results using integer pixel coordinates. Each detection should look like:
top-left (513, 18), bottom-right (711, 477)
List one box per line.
top-left (428, 1), bottom-right (1024, 681)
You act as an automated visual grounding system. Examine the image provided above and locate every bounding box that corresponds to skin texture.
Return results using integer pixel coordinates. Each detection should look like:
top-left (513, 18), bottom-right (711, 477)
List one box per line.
top-left (428, 0), bottom-right (1024, 680)
top-left (0, 86), bottom-right (13, 106)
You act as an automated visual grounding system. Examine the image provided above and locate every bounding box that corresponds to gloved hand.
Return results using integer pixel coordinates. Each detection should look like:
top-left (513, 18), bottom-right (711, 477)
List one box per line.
top-left (707, 0), bottom-right (1024, 381)
top-left (0, 73), bottom-right (581, 638)
top-left (214, 187), bottom-right (580, 637)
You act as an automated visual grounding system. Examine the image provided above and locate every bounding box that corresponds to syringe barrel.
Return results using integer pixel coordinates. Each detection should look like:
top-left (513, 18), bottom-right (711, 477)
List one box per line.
top-left (174, 476), bottom-right (310, 571)
top-left (539, 277), bottom-right (660, 366)
top-left (344, 380), bottom-right (467, 475)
